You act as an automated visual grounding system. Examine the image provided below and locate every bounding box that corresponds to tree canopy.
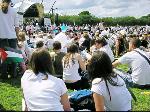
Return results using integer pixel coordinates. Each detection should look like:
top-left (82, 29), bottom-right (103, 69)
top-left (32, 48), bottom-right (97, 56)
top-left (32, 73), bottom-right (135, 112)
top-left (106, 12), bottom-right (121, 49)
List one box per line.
top-left (44, 11), bottom-right (150, 26)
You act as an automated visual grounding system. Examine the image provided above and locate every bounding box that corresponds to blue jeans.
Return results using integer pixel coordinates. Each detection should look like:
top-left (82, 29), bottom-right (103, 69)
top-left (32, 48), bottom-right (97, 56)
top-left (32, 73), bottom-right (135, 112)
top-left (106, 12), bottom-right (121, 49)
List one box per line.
top-left (117, 70), bottom-right (150, 89)
top-left (0, 38), bottom-right (17, 79)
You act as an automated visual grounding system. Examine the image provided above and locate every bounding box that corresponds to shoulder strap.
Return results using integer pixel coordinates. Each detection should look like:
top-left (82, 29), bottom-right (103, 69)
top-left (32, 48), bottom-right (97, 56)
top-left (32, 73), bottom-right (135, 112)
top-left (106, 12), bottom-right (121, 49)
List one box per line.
top-left (134, 50), bottom-right (150, 65)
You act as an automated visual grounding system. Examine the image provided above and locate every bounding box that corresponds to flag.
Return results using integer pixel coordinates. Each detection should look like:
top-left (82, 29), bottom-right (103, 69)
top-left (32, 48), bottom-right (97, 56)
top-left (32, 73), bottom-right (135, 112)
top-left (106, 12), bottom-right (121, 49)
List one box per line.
top-left (0, 48), bottom-right (8, 64)
top-left (3, 47), bottom-right (24, 64)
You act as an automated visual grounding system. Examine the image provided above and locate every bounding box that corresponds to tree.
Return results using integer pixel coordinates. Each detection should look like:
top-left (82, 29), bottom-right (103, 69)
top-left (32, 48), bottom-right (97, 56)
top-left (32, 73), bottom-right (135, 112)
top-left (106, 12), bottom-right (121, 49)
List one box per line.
top-left (44, 11), bottom-right (150, 26)
top-left (78, 11), bottom-right (91, 16)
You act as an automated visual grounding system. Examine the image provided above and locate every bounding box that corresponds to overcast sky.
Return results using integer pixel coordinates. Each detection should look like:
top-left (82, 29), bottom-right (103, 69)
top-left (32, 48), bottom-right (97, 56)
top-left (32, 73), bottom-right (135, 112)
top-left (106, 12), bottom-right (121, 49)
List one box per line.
top-left (12, 0), bottom-right (150, 17)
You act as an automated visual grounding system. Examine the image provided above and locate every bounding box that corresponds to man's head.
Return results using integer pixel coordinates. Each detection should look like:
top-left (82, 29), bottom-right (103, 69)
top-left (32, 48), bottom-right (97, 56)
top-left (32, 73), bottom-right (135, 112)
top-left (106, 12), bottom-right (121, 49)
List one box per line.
top-left (129, 37), bottom-right (141, 51)
top-left (1, 0), bottom-right (11, 14)
top-left (36, 41), bottom-right (44, 48)
top-left (53, 41), bottom-right (61, 51)
top-left (95, 38), bottom-right (107, 49)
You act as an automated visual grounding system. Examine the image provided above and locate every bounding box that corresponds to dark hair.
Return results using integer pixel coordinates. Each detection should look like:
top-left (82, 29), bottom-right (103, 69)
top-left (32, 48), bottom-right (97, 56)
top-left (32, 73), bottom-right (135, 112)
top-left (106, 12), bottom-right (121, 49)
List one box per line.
top-left (87, 51), bottom-right (113, 80)
top-left (67, 44), bottom-right (79, 53)
top-left (95, 37), bottom-right (108, 47)
top-left (58, 27), bottom-right (62, 32)
top-left (53, 41), bottom-right (61, 50)
top-left (87, 51), bottom-right (122, 101)
top-left (36, 41), bottom-right (44, 48)
top-left (130, 37), bottom-right (141, 48)
top-left (29, 48), bottom-right (53, 79)
top-left (2, 0), bottom-right (11, 3)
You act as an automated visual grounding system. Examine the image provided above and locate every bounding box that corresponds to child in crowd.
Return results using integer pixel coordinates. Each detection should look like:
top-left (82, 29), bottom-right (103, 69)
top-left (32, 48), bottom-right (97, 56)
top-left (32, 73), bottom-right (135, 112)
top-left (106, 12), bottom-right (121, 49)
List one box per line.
top-left (17, 31), bottom-right (31, 73)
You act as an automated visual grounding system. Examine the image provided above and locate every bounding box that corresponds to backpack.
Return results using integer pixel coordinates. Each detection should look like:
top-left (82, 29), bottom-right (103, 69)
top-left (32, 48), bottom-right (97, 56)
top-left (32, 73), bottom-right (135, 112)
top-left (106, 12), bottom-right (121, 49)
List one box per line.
top-left (69, 89), bottom-right (95, 111)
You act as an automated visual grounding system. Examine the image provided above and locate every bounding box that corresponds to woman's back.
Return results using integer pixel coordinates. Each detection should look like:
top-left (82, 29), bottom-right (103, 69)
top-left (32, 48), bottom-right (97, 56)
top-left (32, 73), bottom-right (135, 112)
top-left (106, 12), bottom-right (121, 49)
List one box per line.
top-left (63, 53), bottom-right (81, 82)
top-left (91, 75), bottom-right (132, 111)
top-left (21, 70), bottom-right (67, 111)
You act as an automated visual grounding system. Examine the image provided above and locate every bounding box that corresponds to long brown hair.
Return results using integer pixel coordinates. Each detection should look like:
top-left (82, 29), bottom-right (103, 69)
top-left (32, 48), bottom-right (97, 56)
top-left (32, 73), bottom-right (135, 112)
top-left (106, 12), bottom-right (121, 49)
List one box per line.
top-left (87, 51), bottom-right (123, 101)
top-left (29, 48), bottom-right (53, 80)
top-left (63, 44), bottom-right (79, 68)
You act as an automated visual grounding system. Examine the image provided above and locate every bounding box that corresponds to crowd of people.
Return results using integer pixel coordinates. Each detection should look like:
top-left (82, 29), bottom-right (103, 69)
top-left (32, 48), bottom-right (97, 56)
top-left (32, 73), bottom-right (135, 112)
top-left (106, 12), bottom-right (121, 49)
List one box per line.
top-left (0, 0), bottom-right (150, 111)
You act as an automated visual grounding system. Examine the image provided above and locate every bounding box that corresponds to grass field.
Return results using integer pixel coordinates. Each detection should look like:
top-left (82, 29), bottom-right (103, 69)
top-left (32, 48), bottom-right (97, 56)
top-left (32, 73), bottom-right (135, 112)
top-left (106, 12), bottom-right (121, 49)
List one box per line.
top-left (0, 64), bottom-right (150, 111)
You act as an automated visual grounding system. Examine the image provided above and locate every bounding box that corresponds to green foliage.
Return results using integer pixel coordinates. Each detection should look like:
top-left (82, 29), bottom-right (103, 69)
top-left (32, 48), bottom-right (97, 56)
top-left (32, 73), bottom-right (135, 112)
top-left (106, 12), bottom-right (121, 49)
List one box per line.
top-left (78, 11), bottom-right (91, 16)
top-left (44, 11), bottom-right (150, 26)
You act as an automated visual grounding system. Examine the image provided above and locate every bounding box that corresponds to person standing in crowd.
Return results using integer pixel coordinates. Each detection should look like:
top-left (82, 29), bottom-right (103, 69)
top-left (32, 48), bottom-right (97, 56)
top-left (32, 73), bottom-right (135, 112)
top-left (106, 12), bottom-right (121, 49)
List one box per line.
top-left (21, 49), bottom-right (71, 111)
top-left (88, 51), bottom-right (132, 111)
top-left (54, 27), bottom-right (70, 53)
top-left (0, 0), bottom-right (19, 79)
top-left (113, 38), bottom-right (150, 88)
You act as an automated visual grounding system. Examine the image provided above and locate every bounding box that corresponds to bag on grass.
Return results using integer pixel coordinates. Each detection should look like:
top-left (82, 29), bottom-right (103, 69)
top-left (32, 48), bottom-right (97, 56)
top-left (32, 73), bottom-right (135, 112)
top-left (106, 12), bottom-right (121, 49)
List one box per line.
top-left (69, 89), bottom-right (95, 111)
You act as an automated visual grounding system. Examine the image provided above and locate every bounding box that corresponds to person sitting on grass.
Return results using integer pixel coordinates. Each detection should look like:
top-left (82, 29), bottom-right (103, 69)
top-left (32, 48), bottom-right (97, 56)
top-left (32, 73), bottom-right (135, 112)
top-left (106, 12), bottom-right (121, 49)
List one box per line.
top-left (87, 51), bottom-right (132, 111)
top-left (21, 48), bottom-right (71, 111)
top-left (50, 41), bottom-right (66, 79)
top-left (94, 38), bottom-right (114, 62)
top-left (113, 38), bottom-right (150, 89)
top-left (62, 44), bottom-right (90, 90)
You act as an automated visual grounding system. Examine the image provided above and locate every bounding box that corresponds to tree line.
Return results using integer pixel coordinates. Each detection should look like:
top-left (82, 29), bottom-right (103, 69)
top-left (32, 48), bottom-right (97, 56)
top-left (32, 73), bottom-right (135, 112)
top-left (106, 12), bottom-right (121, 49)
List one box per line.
top-left (44, 11), bottom-right (150, 26)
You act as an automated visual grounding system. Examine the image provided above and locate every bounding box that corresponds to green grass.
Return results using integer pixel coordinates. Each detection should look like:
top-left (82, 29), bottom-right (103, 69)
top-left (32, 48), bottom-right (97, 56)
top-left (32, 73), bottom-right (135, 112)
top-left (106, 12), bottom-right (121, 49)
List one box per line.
top-left (0, 77), bottom-right (22, 111)
top-left (117, 64), bottom-right (150, 111)
top-left (0, 65), bottom-right (150, 111)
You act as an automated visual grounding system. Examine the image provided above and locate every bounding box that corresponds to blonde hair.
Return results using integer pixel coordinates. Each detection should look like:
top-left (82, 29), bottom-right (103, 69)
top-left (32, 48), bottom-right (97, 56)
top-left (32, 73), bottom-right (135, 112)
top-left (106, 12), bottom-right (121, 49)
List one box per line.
top-left (18, 31), bottom-right (26, 41)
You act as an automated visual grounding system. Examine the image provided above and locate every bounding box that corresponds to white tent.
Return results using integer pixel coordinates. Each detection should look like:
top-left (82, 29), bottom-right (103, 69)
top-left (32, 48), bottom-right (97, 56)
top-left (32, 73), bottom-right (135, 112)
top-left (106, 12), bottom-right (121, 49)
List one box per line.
top-left (14, 0), bottom-right (34, 15)
top-left (14, 0), bottom-right (44, 18)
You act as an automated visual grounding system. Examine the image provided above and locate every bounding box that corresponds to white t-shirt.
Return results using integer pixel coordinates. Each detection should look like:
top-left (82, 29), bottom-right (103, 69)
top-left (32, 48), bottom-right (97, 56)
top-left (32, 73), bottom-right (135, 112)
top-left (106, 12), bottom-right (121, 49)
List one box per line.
top-left (63, 54), bottom-right (81, 82)
top-left (118, 48), bottom-right (150, 85)
top-left (54, 32), bottom-right (70, 53)
top-left (99, 44), bottom-right (115, 62)
top-left (79, 36), bottom-right (85, 46)
top-left (46, 39), bottom-right (54, 49)
top-left (0, 6), bottom-right (19, 39)
top-left (91, 76), bottom-right (132, 111)
top-left (26, 25), bottom-right (30, 32)
top-left (21, 70), bottom-right (67, 111)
